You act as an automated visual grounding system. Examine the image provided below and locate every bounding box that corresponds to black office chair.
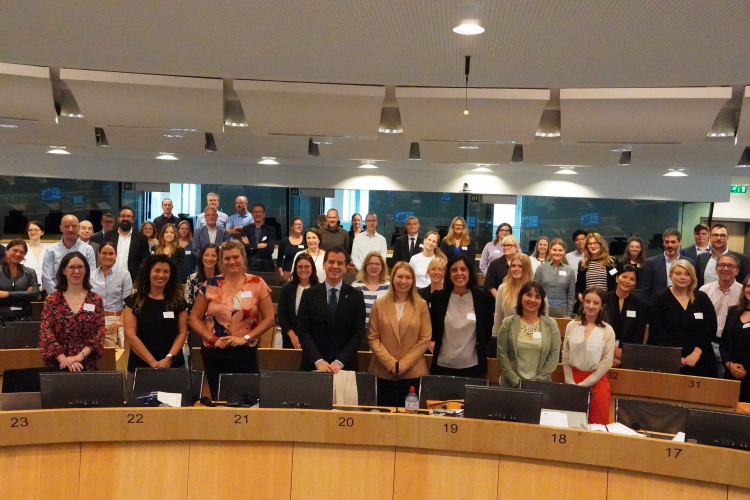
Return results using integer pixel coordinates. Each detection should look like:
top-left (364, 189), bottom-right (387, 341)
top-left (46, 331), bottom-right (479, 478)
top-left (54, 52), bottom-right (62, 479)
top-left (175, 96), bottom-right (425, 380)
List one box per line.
top-left (615, 398), bottom-right (689, 435)
top-left (343, 272), bottom-right (357, 285)
top-left (253, 271), bottom-right (282, 287)
top-left (355, 372), bottom-right (377, 406)
top-left (270, 286), bottom-right (282, 303)
top-left (2, 321), bottom-right (41, 349)
top-left (418, 375), bottom-right (488, 409)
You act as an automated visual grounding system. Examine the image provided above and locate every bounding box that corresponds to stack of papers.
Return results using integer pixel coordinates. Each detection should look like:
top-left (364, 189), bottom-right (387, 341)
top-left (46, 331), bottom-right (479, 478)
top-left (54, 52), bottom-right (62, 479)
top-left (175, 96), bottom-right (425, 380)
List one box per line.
top-left (156, 392), bottom-right (182, 407)
top-left (540, 411), bottom-right (569, 428)
top-left (589, 422), bottom-right (646, 436)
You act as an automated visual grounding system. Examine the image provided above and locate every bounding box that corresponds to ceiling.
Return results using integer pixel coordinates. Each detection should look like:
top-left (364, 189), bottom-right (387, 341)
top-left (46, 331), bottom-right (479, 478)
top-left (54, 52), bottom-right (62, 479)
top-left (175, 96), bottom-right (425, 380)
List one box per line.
top-left (1, 1), bottom-right (750, 190)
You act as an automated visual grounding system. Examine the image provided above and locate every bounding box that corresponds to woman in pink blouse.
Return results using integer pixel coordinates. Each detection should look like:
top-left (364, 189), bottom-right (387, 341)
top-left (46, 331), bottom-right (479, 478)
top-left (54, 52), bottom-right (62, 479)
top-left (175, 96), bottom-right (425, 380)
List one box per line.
top-left (189, 240), bottom-right (275, 397)
top-left (39, 251), bottom-right (104, 371)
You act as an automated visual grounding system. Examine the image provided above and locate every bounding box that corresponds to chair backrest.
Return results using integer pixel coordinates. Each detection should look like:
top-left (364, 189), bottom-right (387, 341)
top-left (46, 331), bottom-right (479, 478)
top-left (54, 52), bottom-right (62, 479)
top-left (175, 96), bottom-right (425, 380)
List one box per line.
top-left (615, 398), bottom-right (689, 434)
top-left (355, 372), bottom-right (377, 406)
top-left (259, 371), bottom-right (333, 410)
top-left (128, 368), bottom-right (204, 407)
top-left (547, 306), bottom-right (565, 318)
top-left (343, 272), bottom-right (357, 285)
top-left (253, 271), bottom-right (282, 287)
top-left (270, 286), bottom-right (282, 303)
top-left (520, 379), bottom-right (590, 416)
top-left (218, 373), bottom-right (260, 404)
top-left (417, 374), bottom-right (488, 409)
top-left (2, 321), bottom-right (41, 349)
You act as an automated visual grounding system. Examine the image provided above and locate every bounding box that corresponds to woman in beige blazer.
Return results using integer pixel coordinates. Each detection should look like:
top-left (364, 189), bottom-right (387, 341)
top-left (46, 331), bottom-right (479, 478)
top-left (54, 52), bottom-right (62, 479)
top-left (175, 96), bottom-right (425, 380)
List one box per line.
top-left (368, 262), bottom-right (432, 407)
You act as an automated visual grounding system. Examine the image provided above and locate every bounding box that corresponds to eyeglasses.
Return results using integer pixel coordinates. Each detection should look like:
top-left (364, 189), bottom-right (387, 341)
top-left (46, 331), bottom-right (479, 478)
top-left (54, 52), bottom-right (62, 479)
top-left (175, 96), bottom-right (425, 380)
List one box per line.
top-left (711, 234), bottom-right (728, 239)
top-left (501, 244), bottom-right (516, 248)
top-left (717, 263), bottom-right (737, 269)
top-left (66, 266), bottom-right (85, 272)
top-left (366, 219), bottom-right (377, 223)
top-left (367, 262), bottom-right (382, 267)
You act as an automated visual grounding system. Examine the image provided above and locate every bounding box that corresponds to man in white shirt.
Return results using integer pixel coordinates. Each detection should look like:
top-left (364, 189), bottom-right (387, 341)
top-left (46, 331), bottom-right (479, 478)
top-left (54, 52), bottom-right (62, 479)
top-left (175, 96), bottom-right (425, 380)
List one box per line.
top-left (42, 214), bottom-right (97, 293)
top-left (195, 192), bottom-right (228, 230)
top-left (696, 223), bottom-right (750, 288)
top-left (350, 213), bottom-right (388, 270)
top-left (565, 229), bottom-right (587, 276)
top-left (700, 253), bottom-right (742, 378)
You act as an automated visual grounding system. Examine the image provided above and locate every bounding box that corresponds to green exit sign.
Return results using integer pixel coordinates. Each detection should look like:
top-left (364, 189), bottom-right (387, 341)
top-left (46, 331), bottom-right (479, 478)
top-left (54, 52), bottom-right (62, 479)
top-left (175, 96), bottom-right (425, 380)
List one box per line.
top-left (730, 185), bottom-right (747, 194)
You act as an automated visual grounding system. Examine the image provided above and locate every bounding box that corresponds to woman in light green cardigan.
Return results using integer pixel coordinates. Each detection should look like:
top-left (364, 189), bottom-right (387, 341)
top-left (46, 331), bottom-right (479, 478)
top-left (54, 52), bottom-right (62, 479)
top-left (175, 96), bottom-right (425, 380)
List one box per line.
top-left (496, 281), bottom-right (561, 387)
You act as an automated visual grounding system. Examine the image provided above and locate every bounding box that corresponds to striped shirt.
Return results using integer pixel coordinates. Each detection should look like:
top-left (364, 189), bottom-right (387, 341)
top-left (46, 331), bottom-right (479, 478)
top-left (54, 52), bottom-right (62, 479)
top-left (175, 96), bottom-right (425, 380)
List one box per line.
top-left (699, 280), bottom-right (743, 338)
top-left (586, 260), bottom-right (609, 291)
top-left (351, 280), bottom-right (390, 328)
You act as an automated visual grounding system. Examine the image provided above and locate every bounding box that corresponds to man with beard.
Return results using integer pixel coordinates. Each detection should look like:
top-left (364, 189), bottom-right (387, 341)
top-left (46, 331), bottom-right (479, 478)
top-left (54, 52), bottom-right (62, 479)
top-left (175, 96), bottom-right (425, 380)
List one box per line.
top-left (42, 214), bottom-right (97, 293)
top-left (105, 206), bottom-right (150, 280)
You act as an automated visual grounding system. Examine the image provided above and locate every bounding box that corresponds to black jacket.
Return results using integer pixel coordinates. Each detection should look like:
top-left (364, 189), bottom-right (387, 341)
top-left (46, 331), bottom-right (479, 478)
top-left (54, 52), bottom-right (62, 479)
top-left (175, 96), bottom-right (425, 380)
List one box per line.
top-left (641, 254), bottom-right (693, 303)
top-left (277, 281), bottom-right (303, 348)
top-left (428, 287), bottom-right (494, 376)
top-left (296, 283), bottom-right (366, 371)
top-left (392, 233), bottom-right (424, 264)
top-left (695, 250), bottom-right (750, 289)
top-left (241, 224), bottom-right (276, 272)
top-left (483, 256), bottom-right (510, 292)
top-left (604, 291), bottom-right (648, 345)
top-left (105, 229), bottom-right (150, 281)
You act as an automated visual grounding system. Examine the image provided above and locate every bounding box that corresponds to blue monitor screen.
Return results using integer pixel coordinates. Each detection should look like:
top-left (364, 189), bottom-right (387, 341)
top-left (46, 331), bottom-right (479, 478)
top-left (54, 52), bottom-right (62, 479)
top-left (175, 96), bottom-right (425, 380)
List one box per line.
top-left (72, 195), bottom-right (84, 204)
top-left (522, 216), bottom-right (539, 228)
top-left (395, 211), bottom-right (415, 224)
top-left (441, 193), bottom-right (451, 201)
top-left (467, 216), bottom-right (477, 228)
top-left (580, 213), bottom-right (599, 226)
top-left (40, 188), bottom-right (62, 201)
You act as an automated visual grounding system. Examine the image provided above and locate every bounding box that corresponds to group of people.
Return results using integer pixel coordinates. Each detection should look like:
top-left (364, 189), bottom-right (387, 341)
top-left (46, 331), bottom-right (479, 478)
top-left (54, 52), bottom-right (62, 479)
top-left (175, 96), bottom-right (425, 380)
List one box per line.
top-left (2, 193), bottom-right (749, 416)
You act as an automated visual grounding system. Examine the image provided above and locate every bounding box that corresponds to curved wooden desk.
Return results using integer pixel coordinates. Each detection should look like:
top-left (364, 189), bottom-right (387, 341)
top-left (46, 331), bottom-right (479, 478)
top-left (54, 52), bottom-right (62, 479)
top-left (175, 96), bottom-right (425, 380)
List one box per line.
top-left (0, 407), bottom-right (748, 500)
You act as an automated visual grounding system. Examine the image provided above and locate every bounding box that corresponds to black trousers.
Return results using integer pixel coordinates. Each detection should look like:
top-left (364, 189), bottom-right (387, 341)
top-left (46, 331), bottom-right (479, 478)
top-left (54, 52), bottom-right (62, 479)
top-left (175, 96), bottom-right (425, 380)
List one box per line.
top-left (201, 345), bottom-right (259, 399)
top-left (430, 364), bottom-right (483, 378)
top-left (376, 377), bottom-right (420, 407)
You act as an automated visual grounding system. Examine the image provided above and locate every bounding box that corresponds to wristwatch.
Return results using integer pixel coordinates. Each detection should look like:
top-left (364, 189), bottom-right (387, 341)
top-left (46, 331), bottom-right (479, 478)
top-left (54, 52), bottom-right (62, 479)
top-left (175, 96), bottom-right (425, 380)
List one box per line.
top-left (79, 351), bottom-right (89, 359)
top-left (243, 335), bottom-right (251, 343)
top-left (166, 354), bottom-right (175, 361)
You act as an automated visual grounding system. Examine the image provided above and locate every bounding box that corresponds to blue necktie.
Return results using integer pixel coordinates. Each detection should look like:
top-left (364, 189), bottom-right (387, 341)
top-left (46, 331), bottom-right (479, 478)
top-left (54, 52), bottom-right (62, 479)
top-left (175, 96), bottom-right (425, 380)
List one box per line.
top-left (328, 288), bottom-right (338, 315)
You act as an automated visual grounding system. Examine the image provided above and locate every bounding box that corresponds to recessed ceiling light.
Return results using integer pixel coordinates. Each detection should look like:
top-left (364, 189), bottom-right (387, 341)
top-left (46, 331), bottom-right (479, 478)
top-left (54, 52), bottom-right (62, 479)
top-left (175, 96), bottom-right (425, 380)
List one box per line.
top-left (459, 145), bottom-right (479, 149)
top-left (664, 169), bottom-right (687, 177)
top-left (453, 3), bottom-right (485, 35)
top-left (47, 147), bottom-right (70, 155)
top-left (555, 168), bottom-right (577, 175)
top-left (60, 113), bottom-right (84, 118)
top-left (312, 137), bottom-right (333, 145)
top-left (359, 162), bottom-right (378, 169)
top-left (156, 153), bottom-right (178, 160)
top-left (224, 122), bottom-right (248, 127)
top-left (163, 134), bottom-right (183, 138)
top-left (610, 147), bottom-right (631, 152)
top-left (258, 157), bottom-right (279, 165)
top-left (0, 124), bottom-right (19, 128)
top-left (535, 132), bottom-right (561, 138)
top-left (472, 167), bottom-right (492, 172)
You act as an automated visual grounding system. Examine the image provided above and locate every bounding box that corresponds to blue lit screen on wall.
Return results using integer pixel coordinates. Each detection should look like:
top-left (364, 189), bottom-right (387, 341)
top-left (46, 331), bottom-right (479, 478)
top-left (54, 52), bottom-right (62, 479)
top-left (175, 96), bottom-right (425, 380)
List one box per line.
top-left (40, 188), bottom-right (62, 201)
top-left (467, 216), bottom-right (477, 228)
top-left (522, 216), bottom-right (539, 228)
top-left (394, 211), bottom-right (415, 223)
top-left (441, 193), bottom-right (451, 201)
top-left (580, 213), bottom-right (600, 226)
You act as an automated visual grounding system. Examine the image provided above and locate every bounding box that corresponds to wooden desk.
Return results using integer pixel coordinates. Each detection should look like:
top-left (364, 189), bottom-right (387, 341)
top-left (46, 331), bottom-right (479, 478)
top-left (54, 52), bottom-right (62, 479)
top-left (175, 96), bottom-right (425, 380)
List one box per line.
top-left (0, 408), bottom-right (748, 500)
top-left (0, 347), bottom-right (117, 375)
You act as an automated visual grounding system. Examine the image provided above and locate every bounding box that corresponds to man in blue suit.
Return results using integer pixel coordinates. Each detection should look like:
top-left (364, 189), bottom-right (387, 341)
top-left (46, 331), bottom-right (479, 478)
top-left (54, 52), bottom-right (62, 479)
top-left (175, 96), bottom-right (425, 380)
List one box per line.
top-left (679, 223), bottom-right (711, 262)
top-left (642, 228), bottom-right (693, 302)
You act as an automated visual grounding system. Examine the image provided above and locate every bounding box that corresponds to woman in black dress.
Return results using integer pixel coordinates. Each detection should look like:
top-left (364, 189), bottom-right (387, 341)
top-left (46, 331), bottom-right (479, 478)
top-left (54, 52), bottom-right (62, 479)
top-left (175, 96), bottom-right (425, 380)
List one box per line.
top-left (648, 260), bottom-right (717, 377)
top-left (604, 264), bottom-right (648, 367)
top-left (277, 254), bottom-right (319, 349)
top-left (122, 254), bottom-right (187, 373)
top-left (276, 217), bottom-right (305, 282)
top-left (721, 274), bottom-right (750, 402)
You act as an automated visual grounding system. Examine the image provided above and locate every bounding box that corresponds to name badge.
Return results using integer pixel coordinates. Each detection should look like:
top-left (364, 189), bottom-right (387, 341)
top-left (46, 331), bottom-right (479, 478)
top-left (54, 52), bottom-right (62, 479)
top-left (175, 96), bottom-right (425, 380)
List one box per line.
top-left (241, 290), bottom-right (253, 298)
top-left (83, 303), bottom-right (95, 312)
top-left (466, 313), bottom-right (476, 321)
top-left (626, 310), bottom-right (636, 318)
top-left (559, 270), bottom-right (567, 276)
top-left (262, 236), bottom-right (267, 241)
top-left (694, 312), bottom-right (703, 320)
top-left (462, 246), bottom-right (468, 250)
top-left (185, 251), bottom-right (191, 255)
top-left (637, 263), bottom-right (641, 268)
top-left (419, 243), bottom-right (425, 249)
top-left (163, 311), bottom-right (175, 319)
top-left (10, 307), bottom-right (22, 311)
top-left (744, 323), bottom-right (750, 329)
top-left (586, 343), bottom-right (598, 352)
top-left (615, 340), bottom-right (620, 347)
top-left (494, 250), bottom-right (501, 254)
top-left (532, 332), bottom-right (542, 339)
top-left (609, 268), bottom-right (618, 276)
top-left (298, 244), bottom-right (305, 249)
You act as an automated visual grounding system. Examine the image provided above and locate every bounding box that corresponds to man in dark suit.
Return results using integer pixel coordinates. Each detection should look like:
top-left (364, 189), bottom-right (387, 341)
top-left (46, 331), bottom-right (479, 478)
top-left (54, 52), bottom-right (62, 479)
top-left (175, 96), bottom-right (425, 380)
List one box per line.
top-left (679, 223), bottom-right (711, 262)
top-left (105, 206), bottom-right (150, 281)
top-left (192, 205), bottom-right (231, 254)
top-left (695, 223), bottom-right (750, 288)
top-left (296, 246), bottom-right (366, 372)
top-left (642, 228), bottom-right (692, 302)
top-left (392, 216), bottom-right (424, 264)
top-left (89, 212), bottom-right (115, 246)
top-left (241, 202), bottom-right (276, 272)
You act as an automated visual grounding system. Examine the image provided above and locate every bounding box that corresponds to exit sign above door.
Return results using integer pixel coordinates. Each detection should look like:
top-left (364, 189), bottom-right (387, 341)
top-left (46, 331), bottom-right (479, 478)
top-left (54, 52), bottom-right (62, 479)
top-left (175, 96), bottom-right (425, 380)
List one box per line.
top-left (730, 185), bottom-right (747, 194)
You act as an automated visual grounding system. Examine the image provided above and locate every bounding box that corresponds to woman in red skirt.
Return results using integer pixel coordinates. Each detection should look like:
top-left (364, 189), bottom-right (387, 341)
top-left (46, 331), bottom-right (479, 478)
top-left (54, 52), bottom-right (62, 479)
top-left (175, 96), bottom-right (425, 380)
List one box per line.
top-left (562, 286), bottom-right (615, 424)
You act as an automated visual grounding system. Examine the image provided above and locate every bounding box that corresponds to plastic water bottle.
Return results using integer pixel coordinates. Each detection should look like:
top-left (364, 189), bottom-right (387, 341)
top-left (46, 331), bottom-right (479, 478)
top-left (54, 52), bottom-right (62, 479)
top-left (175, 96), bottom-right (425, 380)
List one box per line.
top-left (405, 386), bottom-right (419, 414)
top-left (273, 326), bottom-right (283, 348)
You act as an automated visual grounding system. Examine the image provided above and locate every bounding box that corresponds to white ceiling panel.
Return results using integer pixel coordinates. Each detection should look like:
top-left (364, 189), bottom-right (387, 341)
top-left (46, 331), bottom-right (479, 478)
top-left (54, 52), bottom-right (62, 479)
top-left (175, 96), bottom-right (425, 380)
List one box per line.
top-left (524, 142), bottom-right (618, 167)
top-left (0, 63), bottom-right (55, 123)
top-left (419, 141), bottom-right (516, 164)
top-left (0, 117), bottom-right (93, 148)
top-left (234, 81), bottom-right (384, 140)
top-left (104, 127), bottom-right (206, 155)
top-left (319, 134), bottom-right (411, 161)
top-left (60, 69), bottom-right (223, 131)
top-left (631, 144), bottom-right (743, 168)
top-left (397, 87), bottom-right (549, 143)
top-left (560, 87), bottom-right (731, 145)
top-left (734, 86), bottom-right (750, 146)
top-left (212, 128), bottom-right (308, 158)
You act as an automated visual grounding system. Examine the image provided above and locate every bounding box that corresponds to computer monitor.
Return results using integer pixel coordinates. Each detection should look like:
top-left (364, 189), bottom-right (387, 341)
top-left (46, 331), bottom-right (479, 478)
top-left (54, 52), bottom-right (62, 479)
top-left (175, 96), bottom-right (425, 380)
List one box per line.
top-left (417, 375), bottom-right (489, 409)
top-left (40, 372), bottom-right (124, 409)
top-left (620, 344), bottom-right (682, 373)
top-left (2, 367), bottom-right (62, 393)
top-left (464, 386), bottom-right (543, 424)
top-left (2, 321), bottom-right (41, 349)
top-left (615, 398), bottom-right (689, 435)
top-left (686, 408), bottom-right (750, 450)
top-left (218, 373), bottom-right (260, 406)
top-left (128, 368), bottom-right (204, 407)
top-left (520, 380), bottom-right (590, 417)
top-left (259, 371), bottom-right (333, 410)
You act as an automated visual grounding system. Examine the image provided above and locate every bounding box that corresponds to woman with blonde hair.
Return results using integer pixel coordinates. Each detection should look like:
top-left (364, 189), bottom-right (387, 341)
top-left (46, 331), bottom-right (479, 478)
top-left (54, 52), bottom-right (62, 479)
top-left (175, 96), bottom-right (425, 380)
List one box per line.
top-left (648, 259), bottom-right (717, 377)
top-left (439, 216), bottom-right (476, 263)
top-left (368, 262), bottom-right (432, 406)
top-left (575, 232), bottom-right (618, 302)
top-left (409, 230), bottom-right (445, 289)
top-left (351, 251), bottom-right (390, 332)
top-left (492, 253), bottom-right (535, 330)
top-left (530, 236), bottom-right (550, 274)
top-left (483, 235), bottom-right (521, 297)
top-left (152, 223), bottom-right (185, 277)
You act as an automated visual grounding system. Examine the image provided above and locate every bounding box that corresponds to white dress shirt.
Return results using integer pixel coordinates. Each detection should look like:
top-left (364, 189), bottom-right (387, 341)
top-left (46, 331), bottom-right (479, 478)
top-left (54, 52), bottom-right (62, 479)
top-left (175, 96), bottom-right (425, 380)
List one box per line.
top-left (351, 231), bottom-right (388, 270)
top-left (703, 248), bottom-right (730, 285)
top-left (91, 266), bottom-right (133, 312)
top-left (115, 229), bottom-right (133, 274)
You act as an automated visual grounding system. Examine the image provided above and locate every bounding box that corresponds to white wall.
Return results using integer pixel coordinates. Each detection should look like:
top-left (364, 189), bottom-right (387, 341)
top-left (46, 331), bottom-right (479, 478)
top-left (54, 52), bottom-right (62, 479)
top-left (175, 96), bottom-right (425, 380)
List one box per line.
top-left (713, 191), bottom-right (750, 221)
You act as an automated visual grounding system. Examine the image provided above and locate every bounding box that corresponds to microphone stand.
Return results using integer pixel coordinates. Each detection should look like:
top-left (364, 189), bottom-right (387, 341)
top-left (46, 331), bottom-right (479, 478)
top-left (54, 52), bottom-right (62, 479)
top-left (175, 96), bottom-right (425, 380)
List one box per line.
top-left (394, 361), bottom-right (399, 413)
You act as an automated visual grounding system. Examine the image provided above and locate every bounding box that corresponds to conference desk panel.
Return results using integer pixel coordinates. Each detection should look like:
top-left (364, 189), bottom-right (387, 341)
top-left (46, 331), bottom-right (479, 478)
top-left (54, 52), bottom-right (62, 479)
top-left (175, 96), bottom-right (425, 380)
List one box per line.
top-left (1, 408), bottom-right (750, 500)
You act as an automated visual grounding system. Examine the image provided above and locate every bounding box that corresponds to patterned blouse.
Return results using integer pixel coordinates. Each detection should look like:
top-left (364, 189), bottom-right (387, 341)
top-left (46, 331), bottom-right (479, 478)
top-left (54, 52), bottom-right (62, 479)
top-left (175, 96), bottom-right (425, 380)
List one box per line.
top-left (39, 291), bottom-right (105, 371)
top-left (199, 274), bottom-right (271, 348)
top-left (184, 272), bottom-right (203, 310)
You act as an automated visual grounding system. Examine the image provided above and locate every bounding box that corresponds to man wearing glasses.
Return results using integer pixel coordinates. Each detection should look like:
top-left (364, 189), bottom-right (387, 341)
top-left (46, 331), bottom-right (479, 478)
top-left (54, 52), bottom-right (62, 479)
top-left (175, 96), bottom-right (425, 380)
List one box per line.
top-left (42, 214), bottom-right (97, 293)
top-left (696, 224), bottom-right (750, 288)
top-left (105, 206), bottom-right (150, 280)
top-left (350, 213), bottom-right (387, 271)
top-left (700, 253), bottom-right (742, 378)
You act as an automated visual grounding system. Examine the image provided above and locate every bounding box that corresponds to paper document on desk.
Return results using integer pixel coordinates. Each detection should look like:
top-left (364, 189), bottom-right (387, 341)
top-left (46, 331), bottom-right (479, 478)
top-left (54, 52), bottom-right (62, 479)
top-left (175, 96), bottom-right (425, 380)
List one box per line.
top-left (589, 422), bottom-right (645, 436)
top-left (540, 411), bottom-right (569, 428)
top-left (672, 432), bottom-right (686, 442)
top-left (156, 392), bottom-right (182, 407)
